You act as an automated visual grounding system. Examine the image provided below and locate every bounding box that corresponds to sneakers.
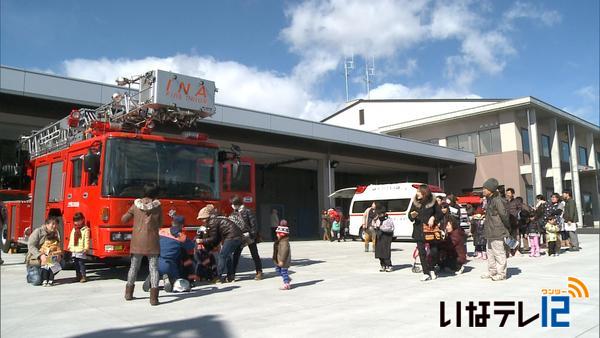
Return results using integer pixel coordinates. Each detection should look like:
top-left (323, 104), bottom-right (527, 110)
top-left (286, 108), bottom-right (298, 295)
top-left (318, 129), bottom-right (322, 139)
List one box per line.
top-left (163, 274), bottom-right (173, 293)
top-left (481, 273), bottom-right (494, 279)
top-left (280, 283), bottom-right (291, 290)
top-left (80, 277), bottom-right (87, 283)
top-left (420, 274), bottom-right (432, 282)
top-left (379, 266), bottom-right (385, 272)
top-left (385, 266), bottom-right (393, 273)
top-left (42, 280), bottom-right (48, 287)
top-left (430, 271), bottom-right (437, 280)
top-left (47, 280), bottom-right (54, 286)
top-left (491, 275), bottom-right (506, 281)
top-left (456, 266), bottom-right (464, 275)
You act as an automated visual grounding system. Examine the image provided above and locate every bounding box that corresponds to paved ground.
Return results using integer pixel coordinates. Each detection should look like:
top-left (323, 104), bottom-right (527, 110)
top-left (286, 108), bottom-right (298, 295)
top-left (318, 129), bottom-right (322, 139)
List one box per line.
top-left (1, 235), bottom-right (598, 338)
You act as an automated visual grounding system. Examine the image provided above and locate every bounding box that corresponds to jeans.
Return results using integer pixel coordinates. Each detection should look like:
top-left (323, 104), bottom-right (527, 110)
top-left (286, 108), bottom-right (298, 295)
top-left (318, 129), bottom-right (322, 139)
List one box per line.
top-left (218, 239), bottom-right (242, 280)
top-left (73, 257), bottom-right (86, 277)
top-left (276, 266), bottom-right (290, 284)
top-left (127, 254), bottom-right (159, 288)
top-left (232, 241), bottom-right (263, 273)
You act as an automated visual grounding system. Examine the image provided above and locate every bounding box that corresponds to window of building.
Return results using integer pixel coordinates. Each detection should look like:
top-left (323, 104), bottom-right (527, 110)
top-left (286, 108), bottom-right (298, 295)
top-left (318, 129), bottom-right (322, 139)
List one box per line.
top-left (521, 128), bottom-right (530, 154)
top-left (560, 141), bottom-right (570, 163)
top-left (446, 128), bottom-right (500, 155)
top-left (526, 185), bottom-right (534, 206)
top-left (359, 109), bottom-right (364, 125)
top-left (71, 158), bottom-right (82, 188)
top-left (582, 193), bottom-right (593, 215)
top-left (541, 135), bottom-right (551, 158)
top-left (578, 146), bottom-right (588, 166)
top-left (447, 135), bottom-right (458, 150)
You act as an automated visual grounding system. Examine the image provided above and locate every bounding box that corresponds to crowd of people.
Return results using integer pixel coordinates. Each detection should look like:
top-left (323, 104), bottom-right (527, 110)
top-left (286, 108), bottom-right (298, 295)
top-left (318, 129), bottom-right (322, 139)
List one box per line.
top-left (19, 178), bottom-right (583, 304)
top-left (24, 184), bottom-right (294, 306)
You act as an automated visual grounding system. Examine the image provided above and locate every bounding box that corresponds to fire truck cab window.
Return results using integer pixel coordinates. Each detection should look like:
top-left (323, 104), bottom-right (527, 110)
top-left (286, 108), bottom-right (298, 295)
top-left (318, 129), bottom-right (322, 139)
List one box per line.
top-left (71, 158), bottom-right (83, 188)
top-left (102, 138), bottom-right (219, 200)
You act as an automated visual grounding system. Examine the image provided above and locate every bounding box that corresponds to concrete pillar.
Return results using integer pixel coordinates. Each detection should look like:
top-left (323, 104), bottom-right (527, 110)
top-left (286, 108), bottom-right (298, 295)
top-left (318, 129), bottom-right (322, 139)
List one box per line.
top-left (550, 118), bottom-right (563, 193)
top-left (588, 132), bottom-right (597, 169)
top-left (527, 109), bottom-right (543, 195)
top-left (317, 158), bottom-right (335, 212)
top-left (567, 124), bottom-right (584, 226)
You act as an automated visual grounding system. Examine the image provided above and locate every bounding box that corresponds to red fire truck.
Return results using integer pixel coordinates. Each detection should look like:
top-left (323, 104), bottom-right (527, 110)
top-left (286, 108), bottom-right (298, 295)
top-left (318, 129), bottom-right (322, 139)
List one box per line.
top-left (0, 70), bottom-right (255, 258)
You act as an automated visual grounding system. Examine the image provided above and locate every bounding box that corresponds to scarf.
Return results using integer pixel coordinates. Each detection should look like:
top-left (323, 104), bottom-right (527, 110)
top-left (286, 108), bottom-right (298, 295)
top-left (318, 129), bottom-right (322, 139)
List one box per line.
top-left (73, 224), bottom-right (83, 246)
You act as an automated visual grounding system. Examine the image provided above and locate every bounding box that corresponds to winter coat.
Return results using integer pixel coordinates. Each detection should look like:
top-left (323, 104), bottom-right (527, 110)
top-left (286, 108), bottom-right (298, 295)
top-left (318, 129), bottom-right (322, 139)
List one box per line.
top-left (230, 206), bottom-right (258, 237)
top-left (471, 218), bottom-right (487, 246)
top-left (201, 216), bottom-right (243, 247)
top-left (483, 193), bottom-right (511, 241)
top-left (442, 227), bottom-right (467, 265)
top-left (68, 226), bottom-right (90, 254)
top-left (362, 207), bottom-right (377, 228)
top-left (545, 222), bottom-right (560, 242)
top-left (121, 198), bottom-right (163, 256)
top-left (506, 197), bottom-right (520, 228)
top-left (158, 228), bottom-right (195, 279)
top-left (526, 219), bottom-right (541, 235)
top-left (563, 199), bottom-right (578, 223)
top-left (408, 197), bottom-right (442, 242)
top-left (373, 216), bottom-right (393, 259)
top-left (273, 236), bottom-right (291, 268)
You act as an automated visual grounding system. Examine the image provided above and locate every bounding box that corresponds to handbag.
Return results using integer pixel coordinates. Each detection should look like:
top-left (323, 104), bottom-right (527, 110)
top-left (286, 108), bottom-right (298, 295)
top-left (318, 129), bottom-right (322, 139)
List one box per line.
top-left (422, 224), bottom-right (442, 241)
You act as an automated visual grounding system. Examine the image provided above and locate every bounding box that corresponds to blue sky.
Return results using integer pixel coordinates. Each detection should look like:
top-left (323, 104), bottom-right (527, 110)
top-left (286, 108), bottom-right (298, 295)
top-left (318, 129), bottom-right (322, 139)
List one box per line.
top-left (1, 0), bottom-right (598, 124)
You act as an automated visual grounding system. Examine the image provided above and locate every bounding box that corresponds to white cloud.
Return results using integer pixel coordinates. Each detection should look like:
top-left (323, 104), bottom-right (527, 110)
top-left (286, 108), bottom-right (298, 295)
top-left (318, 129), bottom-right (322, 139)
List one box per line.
top-left (575, 85), bottom-right (599, 102)
top-left (567, 86), bottom-right (600, 125)
top-left (502, 1), bottom-right (562, 28)
top-left (62, 54), bottom-right (338, 121)
top-left (365, 82), bottom-right (480, 100)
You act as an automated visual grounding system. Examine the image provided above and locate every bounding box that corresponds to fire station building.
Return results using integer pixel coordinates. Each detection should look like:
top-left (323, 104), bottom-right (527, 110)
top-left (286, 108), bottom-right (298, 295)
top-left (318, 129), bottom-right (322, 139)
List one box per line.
top-left (323, 99), bottom-right (600, 228)
top-left (0, 66), bottom-right (475, 239)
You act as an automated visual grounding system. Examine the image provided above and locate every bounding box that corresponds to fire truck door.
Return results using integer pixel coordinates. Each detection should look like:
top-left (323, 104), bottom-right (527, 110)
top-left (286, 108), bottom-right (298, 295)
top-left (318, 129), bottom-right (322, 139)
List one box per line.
top-left (64, 154), bottom-right (86, 235)
top-left (32, 164), bottom-right (49, 229)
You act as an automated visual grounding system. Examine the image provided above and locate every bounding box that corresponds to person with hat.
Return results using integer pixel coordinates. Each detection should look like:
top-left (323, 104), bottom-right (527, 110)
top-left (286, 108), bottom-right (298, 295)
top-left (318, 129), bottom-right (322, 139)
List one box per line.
top-left (197, 204), bottom-right (243, 283)
top-left (480, 178), bottom-right (511, 281)
top-left (143, 215), bottom-right (195, 293)
top-left (229, 195), bottom-right (264, 281)
top-left (273, 220), bottom-right (292, 290)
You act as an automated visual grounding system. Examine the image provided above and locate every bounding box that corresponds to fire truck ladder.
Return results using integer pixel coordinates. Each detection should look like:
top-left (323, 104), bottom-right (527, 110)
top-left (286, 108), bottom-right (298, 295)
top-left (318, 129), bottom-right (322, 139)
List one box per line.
top-left (21, 70), bottom-right (217, 159)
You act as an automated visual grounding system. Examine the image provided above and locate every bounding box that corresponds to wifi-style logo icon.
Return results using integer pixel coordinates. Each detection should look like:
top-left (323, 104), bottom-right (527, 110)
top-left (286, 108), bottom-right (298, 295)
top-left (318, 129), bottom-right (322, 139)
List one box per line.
top-left (567, 277), bottom-right (589, 299)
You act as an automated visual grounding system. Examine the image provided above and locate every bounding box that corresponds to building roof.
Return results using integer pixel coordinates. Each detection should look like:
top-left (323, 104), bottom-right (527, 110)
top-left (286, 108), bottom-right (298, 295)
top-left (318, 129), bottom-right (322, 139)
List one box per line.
top-left (321, 98), bottom-right (510, 122)
top-left (376, 96), bottom-right (599, 134)
top-left (0, 65), bottom-right (475, 165)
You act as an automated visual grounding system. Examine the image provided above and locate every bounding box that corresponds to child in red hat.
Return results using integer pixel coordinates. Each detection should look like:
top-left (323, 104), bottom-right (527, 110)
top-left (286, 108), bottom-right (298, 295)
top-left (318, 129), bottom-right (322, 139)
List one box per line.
top-left (273, 220), bottom-right (292, 290)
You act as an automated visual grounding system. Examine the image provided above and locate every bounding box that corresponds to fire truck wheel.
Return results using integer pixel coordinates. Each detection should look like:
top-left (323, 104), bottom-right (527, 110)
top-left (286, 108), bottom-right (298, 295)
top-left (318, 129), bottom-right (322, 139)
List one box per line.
top-left (2, 224), bottom-right (11, 253)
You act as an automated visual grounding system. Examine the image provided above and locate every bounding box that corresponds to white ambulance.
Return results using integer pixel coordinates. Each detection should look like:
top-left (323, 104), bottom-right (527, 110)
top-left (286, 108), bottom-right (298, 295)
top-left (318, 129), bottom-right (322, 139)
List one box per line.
top-left (329, 183), bottom-right (446, 240)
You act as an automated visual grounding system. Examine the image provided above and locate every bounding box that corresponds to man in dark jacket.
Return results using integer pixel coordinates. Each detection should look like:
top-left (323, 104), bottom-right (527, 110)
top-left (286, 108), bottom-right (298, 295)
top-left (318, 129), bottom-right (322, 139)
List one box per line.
top-left (481, 178), bottom-right (511, 281)
top-left (505, 188), bottom-right (521, 254)
top-left (562, 190), bottom-right (580, 251)
top-left (230, 196), bottom-right (264, 280)
top-left (197, 204), bottom-right (242, 283)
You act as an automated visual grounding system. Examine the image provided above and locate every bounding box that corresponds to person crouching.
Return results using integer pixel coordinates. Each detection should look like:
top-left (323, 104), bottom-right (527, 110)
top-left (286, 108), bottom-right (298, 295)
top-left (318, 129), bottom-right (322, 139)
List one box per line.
top-left (273, 220), bottom-right (292, 290)
top-left (439, 216), bottom-right (466, 275)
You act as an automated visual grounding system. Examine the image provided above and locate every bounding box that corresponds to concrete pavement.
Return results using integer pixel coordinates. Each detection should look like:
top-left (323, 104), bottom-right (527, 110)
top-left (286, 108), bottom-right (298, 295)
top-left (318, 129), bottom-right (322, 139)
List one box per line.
top-left (1, 235), bottom-right (598, 338)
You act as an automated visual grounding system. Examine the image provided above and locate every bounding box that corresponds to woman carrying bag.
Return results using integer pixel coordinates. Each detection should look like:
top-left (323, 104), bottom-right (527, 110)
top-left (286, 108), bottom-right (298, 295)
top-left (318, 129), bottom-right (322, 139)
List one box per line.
top-left (373, 204), bottom-right (395, 272)
top-left (408, 184), bottom-right (443, 282)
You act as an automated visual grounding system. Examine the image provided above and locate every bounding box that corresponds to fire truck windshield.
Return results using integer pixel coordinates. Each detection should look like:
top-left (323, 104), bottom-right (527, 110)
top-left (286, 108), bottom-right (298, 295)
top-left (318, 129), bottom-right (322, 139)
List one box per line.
top-left (102, 138), bottom-right (219, 200)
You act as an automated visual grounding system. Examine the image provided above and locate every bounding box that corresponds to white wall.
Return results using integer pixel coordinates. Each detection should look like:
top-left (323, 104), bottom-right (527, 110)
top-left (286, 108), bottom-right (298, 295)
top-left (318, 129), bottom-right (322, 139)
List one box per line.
top-left (324, 100), bottom-right (502, 132)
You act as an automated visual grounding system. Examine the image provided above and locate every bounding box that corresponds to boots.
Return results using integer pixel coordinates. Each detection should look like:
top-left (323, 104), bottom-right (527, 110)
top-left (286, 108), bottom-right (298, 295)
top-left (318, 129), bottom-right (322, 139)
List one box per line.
top-left (150, 288), bottom-right (159, 306)
top-left (255, 271), bottom-right (263, 281)
top-left (125, 284), bottom-right (134, 301)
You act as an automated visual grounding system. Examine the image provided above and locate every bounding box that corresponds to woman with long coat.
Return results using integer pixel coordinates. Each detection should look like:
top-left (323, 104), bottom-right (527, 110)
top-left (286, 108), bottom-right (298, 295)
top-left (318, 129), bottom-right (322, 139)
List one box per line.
top-left (408, 184), bottom-right (443, 281)
top-left (373, 204), bottom-right (395, 272)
